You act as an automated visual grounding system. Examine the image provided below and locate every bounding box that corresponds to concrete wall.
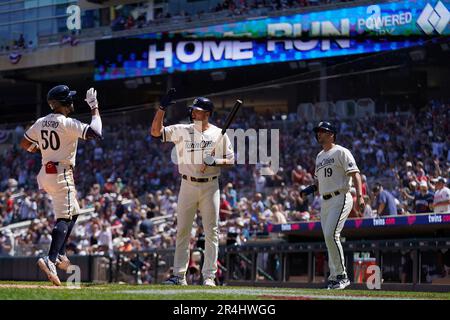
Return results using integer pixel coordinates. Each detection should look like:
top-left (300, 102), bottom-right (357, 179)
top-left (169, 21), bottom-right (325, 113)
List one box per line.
top-left (0, 42), bottom-right (95, 72)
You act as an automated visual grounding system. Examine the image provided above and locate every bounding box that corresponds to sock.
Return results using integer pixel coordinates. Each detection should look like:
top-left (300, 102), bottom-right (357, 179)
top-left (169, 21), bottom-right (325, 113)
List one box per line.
top-left (48, 219), bottom-right (69, 263)
top-left (58, 215), bottom-right (79, 256)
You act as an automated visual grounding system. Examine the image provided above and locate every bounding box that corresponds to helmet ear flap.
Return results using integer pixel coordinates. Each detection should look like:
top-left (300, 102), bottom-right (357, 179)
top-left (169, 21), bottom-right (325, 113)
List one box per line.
top-left (188, 107), bottom-right (193, 122)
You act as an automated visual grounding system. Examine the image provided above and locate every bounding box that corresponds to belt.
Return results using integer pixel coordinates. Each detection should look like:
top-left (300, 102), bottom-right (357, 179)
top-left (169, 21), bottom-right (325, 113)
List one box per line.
top-left (45, 162), bottom-right (74, 170)
top-left (323, 190), bottom-right (340, 200)
top-left (182, 175), bottom-right (218, 183)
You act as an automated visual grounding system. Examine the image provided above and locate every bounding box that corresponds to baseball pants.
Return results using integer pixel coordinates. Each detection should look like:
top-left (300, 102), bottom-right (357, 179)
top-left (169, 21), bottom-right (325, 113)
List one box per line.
top-left (174, 178), bottom-right (220, 280)
top-left (37, 164), bottom-right (80, 220)
top-left (320, 191), bottom-right (353, 280)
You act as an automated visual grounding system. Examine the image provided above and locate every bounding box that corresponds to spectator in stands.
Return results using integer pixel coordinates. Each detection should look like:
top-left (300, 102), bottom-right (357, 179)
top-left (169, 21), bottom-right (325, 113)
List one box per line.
top-left (97, 223), bottom-right (113, 256)
top-left (223, 183), bottom-right (237, 208)
top-left (433, 177), bottom-right (450, 214)
top-left (251, 193), bottom-right (265, 216)
top-left (291, 165), bottom-right (304, 184)
top-left (361, 174), bottom-right (368, 196)
top-left (125, 15), bottom-right (135, 29)
top-left (219, 194), bottom-right (233, 222)
top-left (270, 204), bottom-right (287, 224)
top-left (372, 183), bottom-right (397, 216)
top-left (253, 168), bottom-right (266, 194)
top-left (0, 229), bottom-right (14, 256)
top-left (411, 181), bottom-right (434, 214)
top-left (362, 195), bottom-right (376, 218)
top-left (415, 161), bottom-right (428, 183)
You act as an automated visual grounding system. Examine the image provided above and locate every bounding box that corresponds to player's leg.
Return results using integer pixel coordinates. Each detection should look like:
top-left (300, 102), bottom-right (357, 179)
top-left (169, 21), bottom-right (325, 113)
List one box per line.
top-left (198, 180), bottom-right (220, 286)
top-left (56, 169), bottom-right (80, 271)
top-left (319, 202), bottom-right (335, 283)
top-left (167, 180), bottom-right (198, 285)
top-left (322, 192), bottom-right (353, 289)
top-left (36, 168), bottom-right (69, 286)
top-left (56, 214), bottom-right (78, 271)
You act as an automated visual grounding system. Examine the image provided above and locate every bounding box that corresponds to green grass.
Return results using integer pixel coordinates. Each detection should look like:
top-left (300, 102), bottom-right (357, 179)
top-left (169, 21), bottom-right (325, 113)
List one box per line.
top-left (0, 282), bottom-right (449, 300)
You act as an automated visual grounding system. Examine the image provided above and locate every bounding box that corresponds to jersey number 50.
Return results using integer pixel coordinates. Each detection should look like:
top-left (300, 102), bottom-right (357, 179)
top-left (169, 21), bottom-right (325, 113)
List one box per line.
top-left (324, 168), bottom-right (333, 177)
top-left (41, 130), bottom-right (60, 150)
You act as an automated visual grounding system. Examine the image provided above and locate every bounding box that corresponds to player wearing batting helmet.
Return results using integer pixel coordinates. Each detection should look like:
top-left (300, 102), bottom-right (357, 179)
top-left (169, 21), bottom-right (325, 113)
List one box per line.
top-left (19, 84), bottom-right (103, 286)
top-left (150, 88), bottom-right (234, 286)
top-left (301, 121), bottom-right (364, 290)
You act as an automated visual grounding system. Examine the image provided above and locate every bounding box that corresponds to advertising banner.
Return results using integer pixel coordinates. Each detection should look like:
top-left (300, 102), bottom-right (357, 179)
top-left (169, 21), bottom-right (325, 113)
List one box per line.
top-left (94, 0), bottom-right (449, 81)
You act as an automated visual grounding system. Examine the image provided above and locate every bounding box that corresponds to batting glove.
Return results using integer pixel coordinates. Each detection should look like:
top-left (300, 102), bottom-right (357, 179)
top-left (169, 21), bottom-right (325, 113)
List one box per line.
top-left (159, 88), bottom-right (176, 111)
top-left (85, 88), bottom-right (98, 110)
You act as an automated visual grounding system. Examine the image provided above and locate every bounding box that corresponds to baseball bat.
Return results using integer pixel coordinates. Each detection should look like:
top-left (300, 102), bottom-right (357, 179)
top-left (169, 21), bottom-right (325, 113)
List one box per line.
top-left (211, 99), bottom-right (242, 156)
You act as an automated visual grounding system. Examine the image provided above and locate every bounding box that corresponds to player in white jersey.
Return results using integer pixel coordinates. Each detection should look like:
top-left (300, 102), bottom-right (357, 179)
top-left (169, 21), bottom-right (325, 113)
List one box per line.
top-left (150, 89), bottom-right (234, 286)
top-left (19, 85), bottom-right (102, 286)
top-left (301, 121), bottom-right (364, 290)
top-left (433, 177), bottom-right (450, 213)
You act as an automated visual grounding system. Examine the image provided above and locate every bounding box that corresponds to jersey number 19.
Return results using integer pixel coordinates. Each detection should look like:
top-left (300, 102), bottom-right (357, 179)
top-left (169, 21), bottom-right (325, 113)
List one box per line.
top-left (324, 168), bottom-right (333, 177)
top-left (41, 130), bottom-right (60, 150)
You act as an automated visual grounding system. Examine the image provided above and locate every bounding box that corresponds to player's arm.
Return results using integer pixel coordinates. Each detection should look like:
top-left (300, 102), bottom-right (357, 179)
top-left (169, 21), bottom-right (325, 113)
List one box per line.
top-left (300, 179), bottom-right (319, 197)
top-left (203, 133), bottom-right (235, 168)
top-left (150, 88), bottom-right (176, 138)
top-left (20, 122), bottom-right (40, 153)
top-left (19, 137), bottom-right (39, 153)
top-left (85, 88), bottom-right (102, 140)
top-left (150, 109), bottom-right (165, 138)
top-left (349, 171), bottom-right (365, 212)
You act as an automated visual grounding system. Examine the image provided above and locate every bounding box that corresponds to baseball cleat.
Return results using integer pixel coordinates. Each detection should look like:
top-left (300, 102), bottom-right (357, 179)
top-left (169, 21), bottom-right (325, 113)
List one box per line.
top-left (328, 275), bottom-right (350, 290)
top-left (37, 256), bottom-right (61, 286)
top-left (55, 254), bottom-right (71, 271)
top-left (162, 276), bottom-right (188, 286)
top-left (203, 278), bottom-right (216, 287)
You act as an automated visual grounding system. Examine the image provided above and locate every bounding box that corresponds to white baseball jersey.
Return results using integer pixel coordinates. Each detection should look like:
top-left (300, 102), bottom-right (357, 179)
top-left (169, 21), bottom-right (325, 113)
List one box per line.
top-left (315, 144), bottom-right (359, 195)
top-left (24, 113), bottom-right (88, 167)
top-left (162, 123), bottom-right (234, 177)
top-left (433, 187), bottom-right (450, 213)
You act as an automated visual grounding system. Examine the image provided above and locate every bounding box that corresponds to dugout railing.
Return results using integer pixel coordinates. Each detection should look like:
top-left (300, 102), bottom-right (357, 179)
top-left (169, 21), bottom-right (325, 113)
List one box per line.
top-left (223, 238), bottom-right (450, 291)
top-left (110, 238), bottom-right (450, 291)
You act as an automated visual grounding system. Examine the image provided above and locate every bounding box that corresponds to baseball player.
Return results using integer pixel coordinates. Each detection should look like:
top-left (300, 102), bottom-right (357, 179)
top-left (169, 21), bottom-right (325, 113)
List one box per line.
top-left (433, 177), bottom-right (450, 213)
top-left (19, 85), bottom-right (102, 286)
top-left (150, 88), bottom-right (234, 286)
top-left (301, 121), bottom-right (364, 290)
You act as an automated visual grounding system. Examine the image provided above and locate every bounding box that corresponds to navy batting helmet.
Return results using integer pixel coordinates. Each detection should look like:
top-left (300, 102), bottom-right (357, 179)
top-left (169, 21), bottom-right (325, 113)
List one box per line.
top-left (47, 85), bottom-right (76, 108)
top-left (191, 97), bottom-right (214, 113)
top-left (189, 97), bottom-right (214, 120)
top-left (313, 121), bottom-right (337, 141)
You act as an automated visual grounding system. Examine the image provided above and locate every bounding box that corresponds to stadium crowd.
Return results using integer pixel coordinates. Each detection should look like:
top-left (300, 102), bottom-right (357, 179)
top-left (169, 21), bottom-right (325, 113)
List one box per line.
top-left (0, 100), bottom-right (449, 265)
top-left (112, 0), bottom-right (360, 32)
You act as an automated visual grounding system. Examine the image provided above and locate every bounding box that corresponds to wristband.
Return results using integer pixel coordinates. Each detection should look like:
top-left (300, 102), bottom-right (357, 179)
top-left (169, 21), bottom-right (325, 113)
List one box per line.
top-left (302, 185), bottom-right (318, 195)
